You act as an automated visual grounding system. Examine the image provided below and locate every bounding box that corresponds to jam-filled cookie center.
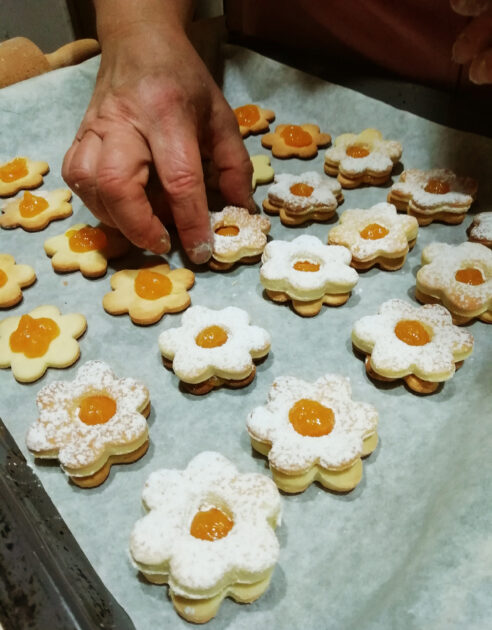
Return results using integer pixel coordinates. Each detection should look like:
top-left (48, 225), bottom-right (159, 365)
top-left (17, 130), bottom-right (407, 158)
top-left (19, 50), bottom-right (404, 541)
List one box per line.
top-left (190, 507), bottom-right (234, 541)
top-left (394, 320), bottom-right (431, 346)
top-left (0, 158), bottom-right (28, 183)
top-left (359, 223), bottom-right (389, 240)
top-left (135, 269), bottom-right (172, 300)
top-left (9, 314), bottom-right (60, 358)
top-left (346, 144), bottom-right (370, 158)
top-left (289, 398), bottom-right (335, 437)
top-left (293, 259), bottom-right (320, 272)
top-left (215, 225), bottom-right (240, 237)
top-left (195, 325), bottom-right (228, 348)
top-left (78, 394), bottom-right (117, 425)
top-left (19, 191), bottom-right (49, 217)
top-left (280, 125), bottom-right (312, 148)
top-left (424, 179), bottom-right (451, 195)
top-left (455, 267), bottom-right (485, 286)
top-left (0, 269), bottom-right (7, 287)
top-left (234, 104), bottom-right (260, 127)
top-left (66, 226), bottom-right (107, 252)
top-left (289, 182), bottom-right (314, 197)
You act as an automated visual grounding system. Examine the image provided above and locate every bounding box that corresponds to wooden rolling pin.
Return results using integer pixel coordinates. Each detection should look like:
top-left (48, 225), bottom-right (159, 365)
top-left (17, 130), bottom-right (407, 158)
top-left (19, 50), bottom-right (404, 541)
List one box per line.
top-left (0, 37), bottom-right (100, 88)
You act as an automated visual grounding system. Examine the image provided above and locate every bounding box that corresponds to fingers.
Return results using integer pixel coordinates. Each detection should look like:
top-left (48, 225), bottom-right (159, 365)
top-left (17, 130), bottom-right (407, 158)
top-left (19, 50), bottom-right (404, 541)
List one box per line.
top-left (469, 46), bottom-right (492, 82)
top-left (450, 0), bottom-right (490, 16)
top-left (452, 9), bottom-right (492, 63)
top-left (149, 118), bottom-right (213, 264)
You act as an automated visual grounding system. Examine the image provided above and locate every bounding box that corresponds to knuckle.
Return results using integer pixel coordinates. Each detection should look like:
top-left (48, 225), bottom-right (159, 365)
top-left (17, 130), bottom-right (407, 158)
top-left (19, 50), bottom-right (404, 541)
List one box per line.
top-left (64, 164), bottom-right (94, 193)
top-left (138, 78), bottom-right (188, 121)
top-left (96, 166), bottom-right (127, 201)
top-left (165, 170), bottom-right (203, 199)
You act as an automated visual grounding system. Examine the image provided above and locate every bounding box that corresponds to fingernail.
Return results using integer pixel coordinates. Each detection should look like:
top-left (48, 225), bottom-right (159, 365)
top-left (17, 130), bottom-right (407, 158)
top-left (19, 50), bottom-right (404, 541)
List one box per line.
top-left (150, 235), bottom-right (170, 254)
top-left (246, 194), bottom-right (258, 213)
top-left (190, 241), bottom-right (212, 264)
top-left (469, 58), bottom-right (488, 84)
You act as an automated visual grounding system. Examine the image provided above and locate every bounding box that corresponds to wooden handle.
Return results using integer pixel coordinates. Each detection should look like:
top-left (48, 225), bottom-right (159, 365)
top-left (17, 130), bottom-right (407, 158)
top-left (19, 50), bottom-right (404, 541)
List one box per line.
top-left (45, 39), bottom-right (100, 70)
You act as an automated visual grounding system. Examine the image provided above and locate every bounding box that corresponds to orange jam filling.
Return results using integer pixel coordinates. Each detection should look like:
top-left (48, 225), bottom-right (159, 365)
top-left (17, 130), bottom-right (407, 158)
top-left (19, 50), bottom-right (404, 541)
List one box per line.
top-left (19, 191), bottom-right (49, 218)
top-left (394, 320), bottom-right (431, 346)
top-left (346, 144), bottom-right (370, 158)
top-left (66, 226), bottom-right (107, 252)
top-left (195, 325), bottom-right (228, 348)
top-left (234, 104), bottom-right (260, 127)
top-left (215, 225), bottom-right (240, 237)
top-left (280, 125), bottom-right (312, 147)
top-left (293, 260), bottom-right (320, 272)
top-left (9, 314), bottom-right (60, 358)
top-left (290, 182), bottom-right (314, 197)
top-left (0, 269), bottom-right (7, 287)
top-left (78, 395), bottom-right (116, 425)
top-left (134, 269), bottom-right (172, 300)
top-left (190, 507), bottom-right (234, 541)
top-left (359, 223), bottom-right (389, 240)
top-left (455, 267), bottom-right (485, 285)
top-left (0, 158), bottom-right (28, 183)
top-left (289, 398), bottom-right (335, 437)
top-left (424, 179), bottom-right (450, 195)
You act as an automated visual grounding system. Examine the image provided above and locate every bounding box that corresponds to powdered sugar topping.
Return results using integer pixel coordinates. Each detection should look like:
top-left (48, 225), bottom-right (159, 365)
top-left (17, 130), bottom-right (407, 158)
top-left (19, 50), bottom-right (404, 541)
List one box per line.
top-left (469, 212), bottom-right (492, 244)
top-left (211, 206), bottom-right (270, 262)
top-left (266, 171), bottom-right (341, 211)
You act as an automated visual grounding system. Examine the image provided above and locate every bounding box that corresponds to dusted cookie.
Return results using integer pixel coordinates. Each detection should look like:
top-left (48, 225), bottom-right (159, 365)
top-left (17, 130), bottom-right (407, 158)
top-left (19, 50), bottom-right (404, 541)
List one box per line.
top-left (467, 212), bottom-right (492, 248)
top-left (0, 189), bottom-right (72, 231)
top-left (158, 305), bottom-right (271, 394)
top-left (352, 299), bottom-right (473, 394)
top-left (324, 128), bottom-right (402, 188)
top-left (0, 305), bottom-right (86, 383)
top-left (260, 234), bottom-right (358, 317)
top-left (416, 242), bottom-right (492, 324)
top-left (327, 202), bottom-right (418, 271)
top-left (263, 171), bottom-right (343, 226)
top-left (44, 223), bottom-right (130, 278)
top-left (234, 103), bottom-right (275, 137)
top-left (262, 124), bottom-right (331, 159)
top-left (387, 168), bottom-right (477, 225)
top-left (26, 360), bottom-right (150, 488)
top-left (247, 374), bottom-right (378, 493)
top-left (251, 154), bottom-right (274, 190)
top-left (103, 263), bottom-right (195, 325)
top-left (130, 451), bottom-right (281, 624)
top-left (0, 254), bottom-right (36, 308)
top-left (209, 206), bottom-right (270, 271)
top-left (0, 157), bottom-right (49, 197)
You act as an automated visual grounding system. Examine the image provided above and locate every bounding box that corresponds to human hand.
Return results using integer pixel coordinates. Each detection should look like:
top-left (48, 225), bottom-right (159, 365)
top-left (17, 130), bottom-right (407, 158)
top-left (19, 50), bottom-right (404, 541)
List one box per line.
top-left (62, 11), bottom-right (253, 264)
top-left (451, 0), bottom-right (492, 84)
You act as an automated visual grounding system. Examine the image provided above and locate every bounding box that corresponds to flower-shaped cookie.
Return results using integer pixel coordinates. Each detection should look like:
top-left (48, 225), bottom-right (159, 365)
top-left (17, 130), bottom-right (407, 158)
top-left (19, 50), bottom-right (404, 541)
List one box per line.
top-left (387, 168), bottom-right (478, 225)
top-left (251, 154), bottom-right (275, 189)
top-left (0, 189), bottom-right (72, 231)
top-left (262, 123), bottom-right (331, 159)
top-left (263, 171), bottom-right (343, 226)
top-left (467, 212), bottom-right (492, 248)
top-left (247, 375), bottom-right (378, 493)
top-left (416, 242), bottom-right (492, 324)
top-left (234, 104), bottom-right (275, 137)
top-left (0, 305), bottom-right (86, 383)
top-left (324, 128), bottom-right (402, 188)
top-left (0, 254), bottom-right (36, 308)
top-left (352, 299), bottom-right (474, 394)
top-left (130, 451), bottom-right (281, 624)
top-left (158, 305), bottom-right (271, 394)
top-left (260, 234), bottom-right (358, 316)
top-left (26, 360), bottom-right (150, 487)
top-left (44, 223), bottom-right (130, 278)
top-left (0, 157), bottom-right (49, 197)
top-left (103, 263), bottom-right (195, 325)
top-left (209, 206), bottom-right (271, 271)
top-left (327, 202), bottom-right (419, 271)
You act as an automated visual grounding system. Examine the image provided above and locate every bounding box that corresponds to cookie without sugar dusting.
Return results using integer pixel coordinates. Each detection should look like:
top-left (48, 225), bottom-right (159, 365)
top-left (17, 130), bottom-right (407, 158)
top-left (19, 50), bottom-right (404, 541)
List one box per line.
top-left (262, 123), bottom-right (331, 159)
top-left (209, 206), bottom-right (271, 271)
top-left (0, 305), bottom-right (86, 383)
top-left (26, 360), bottom-right (150, 488)
top-left (0, 189), bottom-right (72, 231)
top-left (0, 157), bottom-right (49, 197)
top-left (0, 254), bottom-right (36, 308)
top-left (351, 298), bottom-right (473, 394)
top-left (234, 103), bottom-right (275, 138)
top-left (130, 451), bottom-right (281, 624)
top-left (251, 154), bottom-right (274, 190)
top-left (158, 305), bottom-right (271, 394)
top-left (44, 223), bottom-right (130, 278)
top-left (416, 241), bottom-right (492, 324)
top-left (247, 374), bottom-right (378, 493)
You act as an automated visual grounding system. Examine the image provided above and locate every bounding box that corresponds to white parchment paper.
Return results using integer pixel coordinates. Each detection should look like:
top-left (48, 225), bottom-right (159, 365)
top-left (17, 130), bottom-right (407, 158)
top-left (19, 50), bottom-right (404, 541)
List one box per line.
top-left (0, 46), bottom-right (491, 630)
